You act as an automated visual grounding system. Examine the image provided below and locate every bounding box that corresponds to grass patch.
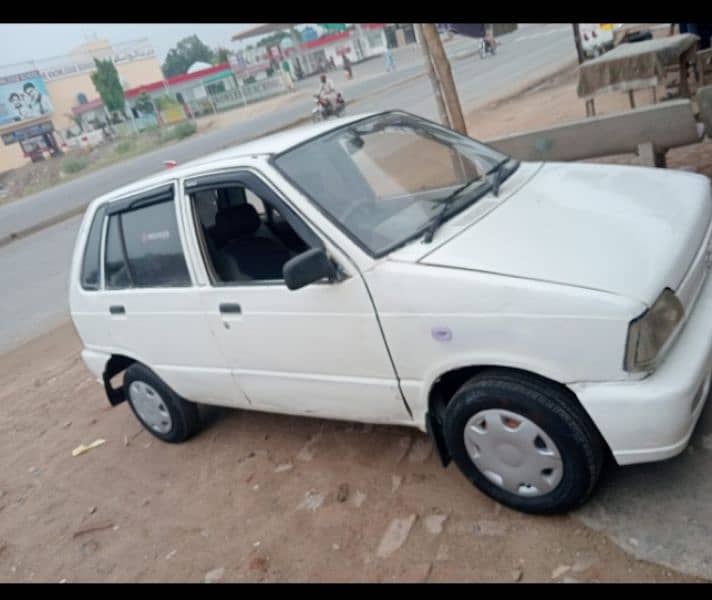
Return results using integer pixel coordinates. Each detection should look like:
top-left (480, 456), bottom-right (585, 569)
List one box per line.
top-left (60, 155), bottom-right (90, 175)
top-left (161, 121), bottom-right (197, 142)
top-left (114, 139), bottom-right (136, 155)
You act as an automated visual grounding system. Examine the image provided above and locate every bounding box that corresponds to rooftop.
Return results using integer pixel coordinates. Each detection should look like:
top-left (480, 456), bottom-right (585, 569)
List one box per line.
top-left (231, 24), bottom-right (299, 42)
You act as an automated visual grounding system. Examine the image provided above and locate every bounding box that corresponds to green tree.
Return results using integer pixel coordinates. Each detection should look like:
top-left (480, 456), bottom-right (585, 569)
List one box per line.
top-left (90, 58), bottom-right (126, 119)
top-left (213, 46), bottom-right (232, 65)
top-left (162, 35), bottom-right (216, 77)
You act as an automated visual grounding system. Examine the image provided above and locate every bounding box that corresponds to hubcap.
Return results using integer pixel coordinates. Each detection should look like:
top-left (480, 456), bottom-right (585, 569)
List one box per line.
top-left (464, 409), bottom-right (563, 497)
top-left (129, 381), bottom-right (172, 434)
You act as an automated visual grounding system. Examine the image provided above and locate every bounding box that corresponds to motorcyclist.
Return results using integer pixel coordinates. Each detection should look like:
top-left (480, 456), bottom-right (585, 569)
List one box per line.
top-left (317, 73), bottom-right (341, 114)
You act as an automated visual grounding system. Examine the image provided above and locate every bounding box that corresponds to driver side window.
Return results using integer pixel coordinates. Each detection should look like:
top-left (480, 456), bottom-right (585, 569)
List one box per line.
top-left (190, 181), bottom-right (309, 285)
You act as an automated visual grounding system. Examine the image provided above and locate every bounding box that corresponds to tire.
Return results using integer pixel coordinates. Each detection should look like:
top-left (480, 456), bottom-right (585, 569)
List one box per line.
top-left (442, 369), bottom-right (605, 514)
top-left (124, 363), bottom-right (201, 443)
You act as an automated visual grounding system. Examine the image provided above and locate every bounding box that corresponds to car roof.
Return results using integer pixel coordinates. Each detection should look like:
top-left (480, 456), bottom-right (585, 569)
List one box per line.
top-left (88, 111), bottom-right (380, 209)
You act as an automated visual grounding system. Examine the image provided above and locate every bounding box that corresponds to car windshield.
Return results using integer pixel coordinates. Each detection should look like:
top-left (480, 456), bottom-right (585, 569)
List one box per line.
top-left (273, 112), bottom-right (514, 256)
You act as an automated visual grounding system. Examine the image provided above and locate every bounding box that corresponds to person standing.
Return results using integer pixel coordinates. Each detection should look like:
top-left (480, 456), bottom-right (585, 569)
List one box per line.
top-left (343, 54), bottom-right (353, 79)
top-left (281, 59), bottom-right (295, 91)
top-left (384, 47), bottom-right (396, 72)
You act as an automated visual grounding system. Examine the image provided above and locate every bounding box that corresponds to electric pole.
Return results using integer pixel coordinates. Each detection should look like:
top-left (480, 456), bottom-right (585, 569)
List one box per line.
top-left (421, 23), bottom-right (467, 136)
top-left (572, 24), bottom-right (585, 64)
top-left (415, 23), bottom-right (451, 128)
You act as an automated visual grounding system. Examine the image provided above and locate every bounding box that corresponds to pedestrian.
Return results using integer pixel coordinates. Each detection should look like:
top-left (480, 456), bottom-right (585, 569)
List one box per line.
top-left (343, 54), bottom-right (353, 79)
top-left (281, 59), bottom-right (295, 91)
top-left (329, 56), bottom-right (336, 70)
top-left (384, 47), bottom-right (396, 72)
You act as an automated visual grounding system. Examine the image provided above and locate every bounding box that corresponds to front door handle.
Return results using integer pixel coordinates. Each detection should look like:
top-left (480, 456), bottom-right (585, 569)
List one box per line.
top-left (219, 303), bottom-right (242, 314)
top-left (109, 305), bottom-right (125, 315)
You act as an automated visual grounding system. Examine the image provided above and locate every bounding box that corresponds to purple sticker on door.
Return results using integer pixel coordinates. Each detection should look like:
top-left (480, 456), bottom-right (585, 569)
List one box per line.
top-left (431, 327), bottom-right (452, 342)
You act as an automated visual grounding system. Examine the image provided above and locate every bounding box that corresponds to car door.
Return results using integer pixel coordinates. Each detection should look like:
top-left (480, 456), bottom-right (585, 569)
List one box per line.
top-left (99, 182), bottom-right (250, 409)
top-left (183, 169), bottom-right (411, 424)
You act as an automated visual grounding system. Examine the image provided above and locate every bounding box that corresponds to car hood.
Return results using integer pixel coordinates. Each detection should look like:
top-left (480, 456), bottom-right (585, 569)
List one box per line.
top-left (417, 162), bottom-right (712, 304)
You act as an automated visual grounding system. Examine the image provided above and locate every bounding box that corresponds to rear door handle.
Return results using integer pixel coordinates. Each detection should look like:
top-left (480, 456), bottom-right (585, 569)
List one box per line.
top-left (109, 305), bottom-right (125, 315)
top-left (219, 303), bottom-right (242, 314)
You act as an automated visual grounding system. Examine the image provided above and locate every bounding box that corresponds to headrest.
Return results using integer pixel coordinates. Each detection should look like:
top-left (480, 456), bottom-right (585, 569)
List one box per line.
top-left (214, 203), bottom-right (260, 245)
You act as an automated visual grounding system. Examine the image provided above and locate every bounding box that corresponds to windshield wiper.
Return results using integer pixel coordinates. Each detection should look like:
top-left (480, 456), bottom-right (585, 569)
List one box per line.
top-left (487, 158), bottom-right (511, 197)
top-left (423, 174), bottom-right (484, 243)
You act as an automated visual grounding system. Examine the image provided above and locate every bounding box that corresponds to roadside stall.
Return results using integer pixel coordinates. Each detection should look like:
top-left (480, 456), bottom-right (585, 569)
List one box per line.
top-left (577, 33), bottom-right (700, 116)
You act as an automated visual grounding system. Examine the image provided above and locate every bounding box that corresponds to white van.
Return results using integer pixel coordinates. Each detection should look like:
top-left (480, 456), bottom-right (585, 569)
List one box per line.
top-left (69, 110), bottom-right (712, 514)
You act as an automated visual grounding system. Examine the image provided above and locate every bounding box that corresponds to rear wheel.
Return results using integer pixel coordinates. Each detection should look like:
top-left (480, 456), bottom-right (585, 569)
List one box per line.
top-left (124, 363), bottom-right (201, 443)
top-left (442, 369), bottom-right (605, 514)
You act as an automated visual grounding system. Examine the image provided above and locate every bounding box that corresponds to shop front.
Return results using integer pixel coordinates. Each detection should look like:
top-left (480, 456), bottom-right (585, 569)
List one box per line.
top-left (1, 119), bottom-right (61, 162)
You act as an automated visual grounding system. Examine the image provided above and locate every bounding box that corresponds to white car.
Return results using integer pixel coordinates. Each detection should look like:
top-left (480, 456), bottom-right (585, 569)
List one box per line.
top-left (69, 110), bottom-right (712, 514)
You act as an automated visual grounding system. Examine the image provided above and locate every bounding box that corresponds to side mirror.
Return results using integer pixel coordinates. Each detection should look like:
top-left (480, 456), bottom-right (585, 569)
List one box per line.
top-left (283, 248), bottom-right (337, 291)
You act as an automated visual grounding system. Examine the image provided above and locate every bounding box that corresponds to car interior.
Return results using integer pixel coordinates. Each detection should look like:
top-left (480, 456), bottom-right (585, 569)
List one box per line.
top-left (191, 185), bottom-right (308, 284)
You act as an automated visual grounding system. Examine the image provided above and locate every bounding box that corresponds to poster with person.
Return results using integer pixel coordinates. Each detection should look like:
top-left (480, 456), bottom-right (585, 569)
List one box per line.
top-left (0, 70), bottom-right (54, 126)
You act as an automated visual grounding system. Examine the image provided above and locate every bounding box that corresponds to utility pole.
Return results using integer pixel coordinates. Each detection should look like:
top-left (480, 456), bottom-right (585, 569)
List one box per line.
top-left (420, 23), bottom-right (467, 136)
top-left (572, 24), bottom-right (585, 64)
top-left (415, 23), bottom-right (451, 129)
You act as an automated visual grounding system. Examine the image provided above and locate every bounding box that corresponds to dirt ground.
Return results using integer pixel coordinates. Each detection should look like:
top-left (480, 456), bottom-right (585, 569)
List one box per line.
top-left (0, 323), bottom-right (704, 583)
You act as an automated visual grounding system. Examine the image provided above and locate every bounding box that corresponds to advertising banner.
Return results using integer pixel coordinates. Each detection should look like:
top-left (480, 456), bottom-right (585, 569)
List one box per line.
top-left (0, 70), bottom-right (53, 126)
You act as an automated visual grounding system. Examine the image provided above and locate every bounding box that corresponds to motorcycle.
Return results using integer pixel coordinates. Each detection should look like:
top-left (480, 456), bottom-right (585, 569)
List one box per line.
top-left (480, 36), bottom-right (497, 59)
top-left (312, 93), bottom-right (346, 122)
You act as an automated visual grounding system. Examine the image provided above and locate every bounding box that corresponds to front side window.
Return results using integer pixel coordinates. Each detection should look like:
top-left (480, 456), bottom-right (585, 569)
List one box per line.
top-left (273, 111), bottom-right (516, 256)
top-left (189, 183), bottom-right (309, 285)
top-left (104, 195), bottom-right (191, 289)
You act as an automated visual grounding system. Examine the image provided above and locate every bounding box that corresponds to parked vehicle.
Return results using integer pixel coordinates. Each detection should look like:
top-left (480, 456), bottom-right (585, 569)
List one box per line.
top-left (312, 93), bottom-right (346, 122)
top-left (581, 23), bottom-right (617, 58)
top-left (69, 110), bottom-right (712, 514)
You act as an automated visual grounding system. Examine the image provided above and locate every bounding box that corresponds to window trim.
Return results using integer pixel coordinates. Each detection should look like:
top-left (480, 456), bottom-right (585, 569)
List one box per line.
top-left (106, 183), bottom-right (174, 216)
top-left (184, 168), bottom-right (329, 289)
top-left (103, 185), bottom-right (193, 290)
top-left (79, 203), bottom-right (107, 291)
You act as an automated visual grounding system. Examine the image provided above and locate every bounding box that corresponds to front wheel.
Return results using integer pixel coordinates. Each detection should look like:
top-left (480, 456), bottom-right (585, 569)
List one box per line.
top-left (442, 369), bottom-right (605, 514)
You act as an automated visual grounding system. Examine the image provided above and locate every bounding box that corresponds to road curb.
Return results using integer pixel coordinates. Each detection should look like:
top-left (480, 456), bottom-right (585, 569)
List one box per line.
top-left (0, 57), bottom-right (578, 248)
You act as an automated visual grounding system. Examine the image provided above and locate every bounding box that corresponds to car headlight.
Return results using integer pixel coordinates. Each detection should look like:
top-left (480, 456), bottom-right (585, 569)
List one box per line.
top-left (624, 288), bottom-right (684, 373)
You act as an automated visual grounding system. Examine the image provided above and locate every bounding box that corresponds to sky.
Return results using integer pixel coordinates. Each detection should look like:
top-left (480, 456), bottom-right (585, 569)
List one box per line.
top-left (0, 23), bottom-right (260, 68)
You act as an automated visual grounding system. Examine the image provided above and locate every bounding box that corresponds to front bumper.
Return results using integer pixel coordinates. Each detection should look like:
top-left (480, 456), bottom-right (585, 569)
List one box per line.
top-left (571, 269), bottom-right (712, 466)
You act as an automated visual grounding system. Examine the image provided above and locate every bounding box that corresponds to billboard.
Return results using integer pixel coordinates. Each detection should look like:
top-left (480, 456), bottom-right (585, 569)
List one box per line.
top-left (0, 70), bottom-right (54, 127)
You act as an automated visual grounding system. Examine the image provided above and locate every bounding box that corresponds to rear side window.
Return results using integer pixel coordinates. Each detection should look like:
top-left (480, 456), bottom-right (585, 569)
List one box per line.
top-left (121, 201), bottom-right (191, 287)
top-left (104, 195), bottom-right (191, 289)
top-left (80, 205), bottom-right (106, 290)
